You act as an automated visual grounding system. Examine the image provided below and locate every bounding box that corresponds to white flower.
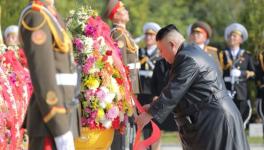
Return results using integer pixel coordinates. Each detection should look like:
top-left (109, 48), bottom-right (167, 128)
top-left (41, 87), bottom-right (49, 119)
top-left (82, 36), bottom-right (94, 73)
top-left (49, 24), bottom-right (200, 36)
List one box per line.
top-left (99, 101), bottom-right (107, 109)
top-left (82, 36), bottom-right (94, 53)
top-left (69, 10), bottom-right (75, 15)
top-left (105, 93), bottom-right (115, 103)
top-left (99, 87), bottom-right (115, 103)
top-left (89, 67), bottom-right (100, 74)
top-left (111, 77), bottom-right (119, 93)
top-left (107, 57), bottom-right (114, 65)
top-left (100, 118), bottom-right (112, 129)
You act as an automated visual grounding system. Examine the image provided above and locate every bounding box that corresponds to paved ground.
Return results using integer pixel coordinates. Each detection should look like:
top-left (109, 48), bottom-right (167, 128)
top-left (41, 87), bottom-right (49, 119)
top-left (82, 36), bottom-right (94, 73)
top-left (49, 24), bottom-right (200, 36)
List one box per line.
top-left (160, 144), bottom-right (264, 150)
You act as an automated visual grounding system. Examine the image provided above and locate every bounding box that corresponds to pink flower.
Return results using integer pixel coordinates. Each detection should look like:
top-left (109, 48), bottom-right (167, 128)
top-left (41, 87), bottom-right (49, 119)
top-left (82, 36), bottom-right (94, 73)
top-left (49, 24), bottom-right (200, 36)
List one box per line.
top-left (106, 106), bottom-right (119, 120)
top-left (84, 24), bottom-right (96, 37)
top-left (87, 118), bottom-right (96, 128)
top-left (82, 57), bottom-right (96, 74)
top-left (81, 117), bottom-right (87, 126)
top-left (84, 107), bottom-right (92, 113)
top-left (90, 111), bottom-right (97, 119)
top-left (96, 88), bottom-right (106, 101)
top-left (84, 89), bottom-right (95, 100)
top-left (73, 38), bottom-right (83, 52)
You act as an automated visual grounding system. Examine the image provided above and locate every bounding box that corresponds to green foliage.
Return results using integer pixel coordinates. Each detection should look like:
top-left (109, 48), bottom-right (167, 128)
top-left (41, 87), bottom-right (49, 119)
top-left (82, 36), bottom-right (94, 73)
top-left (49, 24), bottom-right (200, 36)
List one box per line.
top-left (240, 0), bottom-right (264, 52)
top-left (1, 0), bottom-right (28, 29)
top-left (1, 0), bottom-right (262, 52)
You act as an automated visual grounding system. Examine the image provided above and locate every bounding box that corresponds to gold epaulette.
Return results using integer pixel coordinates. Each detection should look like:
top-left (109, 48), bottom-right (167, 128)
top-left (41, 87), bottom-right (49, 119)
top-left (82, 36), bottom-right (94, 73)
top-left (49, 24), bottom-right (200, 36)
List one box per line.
top-left (219, 51), bottom-right (224, 70)
top-left (140, 56), bottom-right (148, 64)
top-left (21, 10), bottom-right (46, 32)
top-left (20, 2), bottom-right (72, 53)
top-left (205, 46), bottom-right (218, 52)
top-left (111, 27), bottom-right (124, 41)
top-left (111, 27), bottom-right (138, 53)
top-left (222, 50), bottom-right (232, 70)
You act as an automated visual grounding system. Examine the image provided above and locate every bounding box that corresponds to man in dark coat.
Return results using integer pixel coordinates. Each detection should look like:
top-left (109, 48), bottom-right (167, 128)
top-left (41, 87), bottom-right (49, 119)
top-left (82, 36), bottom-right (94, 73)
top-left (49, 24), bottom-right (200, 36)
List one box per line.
top-left (136, 24), bottom-right (249, 150)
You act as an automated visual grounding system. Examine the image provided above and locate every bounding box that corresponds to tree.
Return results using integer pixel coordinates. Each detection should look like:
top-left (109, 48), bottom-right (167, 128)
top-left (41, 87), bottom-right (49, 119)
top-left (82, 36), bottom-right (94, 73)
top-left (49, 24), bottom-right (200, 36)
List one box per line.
top-left (240, 0), bottom-right (264, 53)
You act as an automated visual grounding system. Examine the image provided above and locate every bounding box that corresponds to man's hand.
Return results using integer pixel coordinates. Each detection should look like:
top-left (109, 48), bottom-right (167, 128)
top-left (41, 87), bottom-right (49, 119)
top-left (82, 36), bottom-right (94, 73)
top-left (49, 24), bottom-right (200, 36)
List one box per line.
top-left (246, 70), bottom-right (255, 78)
top-left (143, 104), bottom-right (151, 112)
top-left (54, 131), bottom-right (74, 150)
top-left (135, 112), bottom-right (153, 130)
top-left (153, 96), bottom-right (159, 102)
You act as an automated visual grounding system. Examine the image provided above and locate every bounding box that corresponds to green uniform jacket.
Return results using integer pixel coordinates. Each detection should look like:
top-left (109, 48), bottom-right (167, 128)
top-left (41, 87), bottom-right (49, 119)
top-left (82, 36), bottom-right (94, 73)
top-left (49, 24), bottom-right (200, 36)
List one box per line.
top-left (19, 3), bottom-right (81, 138)
top-left (111, 25), bottom-right (140, 94)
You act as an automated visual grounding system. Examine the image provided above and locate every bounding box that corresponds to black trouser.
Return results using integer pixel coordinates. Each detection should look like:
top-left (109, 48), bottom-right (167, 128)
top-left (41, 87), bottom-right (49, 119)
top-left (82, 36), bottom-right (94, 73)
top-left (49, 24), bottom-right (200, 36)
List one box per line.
top-left (234, 100), bottom-right (250, 123)
top-left (111, 130), bottom-right (126, 150)
top-left (29, 136), bottom-right (57, 150)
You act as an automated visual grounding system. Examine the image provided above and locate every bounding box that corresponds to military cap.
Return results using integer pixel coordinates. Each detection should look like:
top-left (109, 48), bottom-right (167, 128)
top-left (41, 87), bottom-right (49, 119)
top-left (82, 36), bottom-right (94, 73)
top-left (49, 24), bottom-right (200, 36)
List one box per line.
top-left (143, 22), bottom-right (161, 34)
top-left (191, 21), bottom-right (212, 38)
top-left (224, 23), bottom-right (248, 42)
top-left (4, 25), bottom-right (19, 39)
top-left (103, 0), bottom-right (124, 20)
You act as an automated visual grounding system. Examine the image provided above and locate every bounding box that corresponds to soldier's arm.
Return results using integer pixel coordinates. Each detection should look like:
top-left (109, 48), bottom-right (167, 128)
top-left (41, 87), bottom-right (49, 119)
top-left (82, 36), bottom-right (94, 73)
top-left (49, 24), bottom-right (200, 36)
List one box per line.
top-left (20, 10), bottom-right (69, 137)
top-left (255, 53), bottom-right (263, 98)
top-left (111, 29), bottom-right (127, 63)
top-left (243, 52), bottom-right (255, 79)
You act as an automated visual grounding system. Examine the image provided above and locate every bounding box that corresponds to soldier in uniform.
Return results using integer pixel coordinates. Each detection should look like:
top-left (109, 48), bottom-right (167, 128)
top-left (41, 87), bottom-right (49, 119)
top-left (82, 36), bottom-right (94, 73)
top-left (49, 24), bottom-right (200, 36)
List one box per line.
top-left (138, 22), bottom-right (160, 106)
top-left (188, 21), bottom-right (222, 71)
top-left (104, 0), bottom-right (139, 149)
top-left (19, 0), bottom-right (81, 149)
top-left (221, 23), bottom-right (255, 127)
top-left (256, 50), bottom-right (264, 123)
top-left (138, 22), bottom-right (160, 150)
top-left (4, 25), bottom-right (20, 46)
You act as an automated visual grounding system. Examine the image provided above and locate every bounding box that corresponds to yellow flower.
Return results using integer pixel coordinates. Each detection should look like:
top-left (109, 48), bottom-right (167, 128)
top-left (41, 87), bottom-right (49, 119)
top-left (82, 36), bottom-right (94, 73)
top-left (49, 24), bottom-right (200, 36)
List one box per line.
top-left (122, 100), bottom-right (133, 116)
top-left (106, 103), bottom-right (113, 110)
top-left (127, 108), bottom-right (134, 116)
top-left (97, 108), bottom-right (105, 120)
top-left (84, 76), bottom-right (100, 89)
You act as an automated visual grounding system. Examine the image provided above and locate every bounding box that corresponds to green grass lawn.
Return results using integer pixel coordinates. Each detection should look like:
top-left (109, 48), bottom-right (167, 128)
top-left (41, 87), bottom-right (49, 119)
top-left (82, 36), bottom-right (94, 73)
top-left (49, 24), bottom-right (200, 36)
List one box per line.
top-left (161, 131), bottom-right (264, 145)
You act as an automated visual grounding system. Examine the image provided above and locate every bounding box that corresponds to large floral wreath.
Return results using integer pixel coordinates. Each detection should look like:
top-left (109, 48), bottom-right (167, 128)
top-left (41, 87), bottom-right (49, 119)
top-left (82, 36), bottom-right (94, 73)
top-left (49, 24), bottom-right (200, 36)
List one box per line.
top-left (0, 44), bottom-right (32, 149)
top-left (67, 7), bottom-right (134, 132)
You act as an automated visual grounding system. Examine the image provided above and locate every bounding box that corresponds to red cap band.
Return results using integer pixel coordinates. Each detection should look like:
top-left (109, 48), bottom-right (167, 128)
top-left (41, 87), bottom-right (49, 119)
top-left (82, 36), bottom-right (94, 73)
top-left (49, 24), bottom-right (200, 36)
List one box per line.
top-left (109, 1), bottom-right (123, 20)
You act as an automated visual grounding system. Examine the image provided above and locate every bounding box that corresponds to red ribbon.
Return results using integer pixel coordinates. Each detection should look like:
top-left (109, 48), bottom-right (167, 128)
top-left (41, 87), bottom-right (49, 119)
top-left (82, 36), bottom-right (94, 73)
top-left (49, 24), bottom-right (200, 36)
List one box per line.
top-left (132, 95), bottom-right (161, 150)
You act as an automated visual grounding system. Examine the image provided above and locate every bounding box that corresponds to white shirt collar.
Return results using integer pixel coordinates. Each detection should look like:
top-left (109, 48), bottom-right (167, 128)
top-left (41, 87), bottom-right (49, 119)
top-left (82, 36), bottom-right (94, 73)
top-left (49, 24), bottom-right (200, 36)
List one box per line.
top-left (146, 45), bottom-right (157, 56)
top-left (198, 44), bottom-right (205, 50)
top-left (231, 47), bottom-right (240, 58)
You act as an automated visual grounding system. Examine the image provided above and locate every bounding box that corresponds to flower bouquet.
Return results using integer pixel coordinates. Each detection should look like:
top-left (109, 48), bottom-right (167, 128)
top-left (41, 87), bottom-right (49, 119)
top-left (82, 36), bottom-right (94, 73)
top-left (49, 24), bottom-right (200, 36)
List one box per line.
top-left (0, 45), bottom-right (32, 149)
top-left (67, 7), bottom-right (134, 149)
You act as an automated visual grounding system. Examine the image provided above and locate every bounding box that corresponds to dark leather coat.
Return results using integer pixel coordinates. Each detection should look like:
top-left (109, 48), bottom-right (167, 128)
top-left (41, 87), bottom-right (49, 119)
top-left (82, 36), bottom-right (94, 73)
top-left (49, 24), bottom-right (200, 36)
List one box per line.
top-left (149, 43), bottom-right (249, 150)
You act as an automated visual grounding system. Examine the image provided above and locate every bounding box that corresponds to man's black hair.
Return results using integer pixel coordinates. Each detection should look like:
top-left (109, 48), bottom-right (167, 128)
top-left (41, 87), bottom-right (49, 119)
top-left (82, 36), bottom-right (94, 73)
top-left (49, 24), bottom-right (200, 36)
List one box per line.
top-left (156, 24), bottom-right (179, 41)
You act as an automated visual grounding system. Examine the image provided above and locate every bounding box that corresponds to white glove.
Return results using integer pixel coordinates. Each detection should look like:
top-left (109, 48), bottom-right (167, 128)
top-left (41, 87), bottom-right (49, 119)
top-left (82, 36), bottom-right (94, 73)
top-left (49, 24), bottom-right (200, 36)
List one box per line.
top-left (54, 131), bottom-right (75, 150)
top-left (231, 68), bottom-right (241, 77)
